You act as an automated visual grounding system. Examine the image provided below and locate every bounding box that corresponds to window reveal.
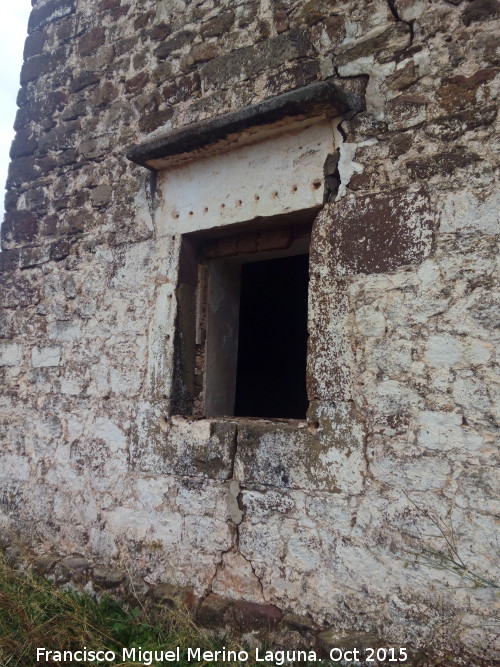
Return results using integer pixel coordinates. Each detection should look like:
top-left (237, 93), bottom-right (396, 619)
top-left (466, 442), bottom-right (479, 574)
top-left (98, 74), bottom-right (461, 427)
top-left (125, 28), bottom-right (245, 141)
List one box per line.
top-left (173, 222), bottom-right (311, 420)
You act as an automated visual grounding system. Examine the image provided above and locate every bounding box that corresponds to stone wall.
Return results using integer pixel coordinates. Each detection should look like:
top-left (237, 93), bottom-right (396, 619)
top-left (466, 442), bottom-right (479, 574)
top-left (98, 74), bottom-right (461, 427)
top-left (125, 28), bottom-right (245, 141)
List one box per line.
top-left (1, 0), bottom-right (499, 661)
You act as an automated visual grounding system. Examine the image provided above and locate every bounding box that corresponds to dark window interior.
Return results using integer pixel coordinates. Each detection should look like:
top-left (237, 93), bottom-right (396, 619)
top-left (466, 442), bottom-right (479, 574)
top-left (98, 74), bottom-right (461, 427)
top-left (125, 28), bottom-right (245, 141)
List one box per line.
top-left (234, 253), bottom-right (309, 419)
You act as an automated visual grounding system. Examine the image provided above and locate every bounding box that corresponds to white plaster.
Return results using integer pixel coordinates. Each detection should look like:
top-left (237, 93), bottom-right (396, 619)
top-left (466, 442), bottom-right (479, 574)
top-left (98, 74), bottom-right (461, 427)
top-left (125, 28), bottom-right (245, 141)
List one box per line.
top-left (338, 57), bottom-right (395, 120)
top-left (355, 305), bottom-right (387, 337)
top-left (425, 334), bottom-right (466, 368)
top-left (0, 342), bottom-right (22, 367)
top-left (48, 321), bottom-right (82, 342)
top-left (92, 417), bottom-right (127, 451)
top-left (31, 346), bottom-right (61, 368)
top-left (418, 411), bottom-right (463, 451)
top-left (157, 118), bottom-right (334, 234)
top-left (439, 190), bottom-right (500, 234)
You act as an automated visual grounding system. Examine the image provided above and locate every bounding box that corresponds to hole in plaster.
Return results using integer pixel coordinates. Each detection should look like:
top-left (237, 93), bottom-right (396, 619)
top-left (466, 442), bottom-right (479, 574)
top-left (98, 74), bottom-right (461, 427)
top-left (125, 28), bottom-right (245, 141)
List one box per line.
top-left (254, 194), bottom-right (260, 201)
top-left (204, 207), bottom-right (208, 213)
top-left (312, 180), bottom-right (321, 189)
top-left (308, 420), bottom-right (320, 434)
top-left (159, 416), bottom-right (169, 432)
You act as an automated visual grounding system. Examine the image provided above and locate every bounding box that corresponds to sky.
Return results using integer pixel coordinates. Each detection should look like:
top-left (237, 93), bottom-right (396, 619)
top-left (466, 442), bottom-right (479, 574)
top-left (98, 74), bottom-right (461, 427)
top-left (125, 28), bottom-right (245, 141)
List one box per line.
top-left (0, 2), bottom-right (32, 218)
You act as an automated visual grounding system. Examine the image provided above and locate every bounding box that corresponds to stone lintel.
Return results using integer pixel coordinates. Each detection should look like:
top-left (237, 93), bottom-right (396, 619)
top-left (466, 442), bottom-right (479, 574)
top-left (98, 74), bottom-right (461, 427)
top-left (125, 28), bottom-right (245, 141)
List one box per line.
top-left (127, 81), bottom-right (351, 170)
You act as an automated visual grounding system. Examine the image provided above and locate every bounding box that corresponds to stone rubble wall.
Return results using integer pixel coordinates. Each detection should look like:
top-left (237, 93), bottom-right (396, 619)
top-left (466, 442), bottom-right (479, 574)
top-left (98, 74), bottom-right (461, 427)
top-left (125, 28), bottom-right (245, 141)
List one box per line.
top-left (0, 0), bottom-right (499, 660)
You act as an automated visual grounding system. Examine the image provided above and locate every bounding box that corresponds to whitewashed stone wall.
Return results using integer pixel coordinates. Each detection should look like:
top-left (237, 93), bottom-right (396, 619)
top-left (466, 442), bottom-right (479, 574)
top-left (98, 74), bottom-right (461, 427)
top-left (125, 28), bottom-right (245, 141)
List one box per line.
top-left (0, 0), bottom-right (498, 661)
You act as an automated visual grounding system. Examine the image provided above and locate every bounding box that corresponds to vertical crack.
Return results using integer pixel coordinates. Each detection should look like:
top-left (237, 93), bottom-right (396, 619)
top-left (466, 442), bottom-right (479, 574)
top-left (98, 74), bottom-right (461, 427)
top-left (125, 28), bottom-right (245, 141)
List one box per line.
top-left (228, 423), bottom-right (238, 481)
top-left (386, 0), bottom-right (415, 43)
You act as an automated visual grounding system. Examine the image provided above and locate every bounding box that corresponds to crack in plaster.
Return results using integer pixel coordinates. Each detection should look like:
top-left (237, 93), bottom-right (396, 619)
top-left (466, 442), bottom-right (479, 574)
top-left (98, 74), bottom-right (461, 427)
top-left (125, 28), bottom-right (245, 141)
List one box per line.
top-left (203, 424), bottom-right (269, 606)
top-left (386, 0), bottom-right (415, 44)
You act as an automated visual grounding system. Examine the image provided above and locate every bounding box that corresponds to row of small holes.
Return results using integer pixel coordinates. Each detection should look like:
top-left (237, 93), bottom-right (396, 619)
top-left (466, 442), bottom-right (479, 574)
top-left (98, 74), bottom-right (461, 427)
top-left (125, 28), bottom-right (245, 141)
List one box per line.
top-left (172, 181), bottom-right (321, 219)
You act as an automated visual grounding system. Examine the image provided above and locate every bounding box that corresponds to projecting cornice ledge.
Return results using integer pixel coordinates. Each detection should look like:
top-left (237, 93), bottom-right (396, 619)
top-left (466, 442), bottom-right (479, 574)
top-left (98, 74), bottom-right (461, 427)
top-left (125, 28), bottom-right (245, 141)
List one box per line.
top-left (127, 80), bottom-right (356, 171)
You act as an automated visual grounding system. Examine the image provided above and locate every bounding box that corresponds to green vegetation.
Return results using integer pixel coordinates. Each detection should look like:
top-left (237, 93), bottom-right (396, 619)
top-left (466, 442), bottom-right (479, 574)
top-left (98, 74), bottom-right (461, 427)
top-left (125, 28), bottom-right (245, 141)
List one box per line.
top-left (0, 555), bottom-right (239, 667)
top-left (0, 556), bottom-right (331, 667)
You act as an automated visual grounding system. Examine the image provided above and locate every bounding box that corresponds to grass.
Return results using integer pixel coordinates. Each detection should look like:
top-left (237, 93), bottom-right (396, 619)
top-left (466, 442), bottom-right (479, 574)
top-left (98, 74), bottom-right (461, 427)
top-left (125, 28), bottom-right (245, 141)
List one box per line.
top-left (0, 555), bottom-right (246, 667)
top-left (0, 556), bottom-right (333, 667)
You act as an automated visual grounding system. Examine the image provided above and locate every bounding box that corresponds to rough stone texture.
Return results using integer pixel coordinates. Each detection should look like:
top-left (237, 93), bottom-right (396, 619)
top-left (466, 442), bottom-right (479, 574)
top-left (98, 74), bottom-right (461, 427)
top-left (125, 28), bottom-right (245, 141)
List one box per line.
top-left (0, 0), bottom-right (498, 663)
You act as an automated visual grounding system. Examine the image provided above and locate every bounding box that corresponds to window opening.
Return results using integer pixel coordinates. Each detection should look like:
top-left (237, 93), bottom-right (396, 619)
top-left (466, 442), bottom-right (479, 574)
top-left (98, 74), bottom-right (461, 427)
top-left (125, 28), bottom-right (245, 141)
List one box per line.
top-left (173, 221), bottom-right (312, 420)
top-left (234, 254), bottom-right (309, 419)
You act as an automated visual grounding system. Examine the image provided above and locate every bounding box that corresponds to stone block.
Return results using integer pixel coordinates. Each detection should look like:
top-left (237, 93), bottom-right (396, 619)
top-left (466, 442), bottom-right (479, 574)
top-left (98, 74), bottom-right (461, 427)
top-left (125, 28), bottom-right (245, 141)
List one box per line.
top-left (152, 418), bottom-right (237, 480)
top-left (438, 189), bottom-right (499, 234)
top-left (197, 593), bottom-right (234, 627)
top-left (59, 211), bottom-right (89, 236)
top-left (23, 30), bottom-right (48, 60)
top-left (148, 22), bottom-right (172, 41)
top-left (386, 94), bottom-right (427, 131)
top-left (201, 29), bottom-right (314, 89)
top-left (155, 30), bottom-right (195, 59)
top-left (311, 188), bottom-right (434, 276)
top-left (70, 70), bottom-right (100, 93)
top-left (162, 73), bottom-right (201, 105)
top-left (28, 0), bottom-right (75, 34)
top-left (437, 68), bottom-right (497, 114)
top-left (78, 27), bottom-right (106, 57)
top-left (14, 92), bottom-right (68, 130)
top-left (32, 557), bottom-right (58, 575)
top-left (91, 185), bottom-right (113, 208)
top-left (300, 0), bottom-right (338, 26)
top-left (335, 23), bottom-right (410, 65)
top-left (38, 121), bottom-right (79, 153)
top-left (61, 100), bottom-right (87, 121)
top-left (235, 419), bottom-right (357, 492)
top-left (0, 342), bottom-right (23, 367)
top-left (139, 109), bottom-right (174, 133)
top-left (6, 158), bottom-right (38, 188)
top-left (32, 347), bottom-right (62, 368)
top-left (10, 129), bottom-right (38, 159)
top-left (56, 556), bottom-right (92, 583)
top-left (50, 239), bottom-right (73, 262)
top-left (91, 82), bottom-right (119, 107)
top-left (1, 211), bottom-right (38, 247)
top-left (0, 250), bottom-right (19, 273)
top-left (200, 11), bottom-right (235, 39)
top-left (92, 566), bottom-right (126, 589)
top-left (263, 57), bottom-right (321, 95)
top-left (151, 583), bottom-right (196, 609)
top-left (407, 149), bottom-right (481, 180)
top-left (20, 53), bottom-right (65, 85)
top-left (461, 0), bottom-right (500, 25)
top-left (125, 72), bottom-right (150, 94)
top-left (283, 613), bottom-right (318, 633)
top-left (233, 600), bottom-right (282, 631)
top-left (425, 105), bottom-right (497, 142)
top-left (182, 43), bottom-right (219, 68)
top-left (0, 276), bottom-right (40, 309)
top-left (19, 245), bottom-right (51, 268)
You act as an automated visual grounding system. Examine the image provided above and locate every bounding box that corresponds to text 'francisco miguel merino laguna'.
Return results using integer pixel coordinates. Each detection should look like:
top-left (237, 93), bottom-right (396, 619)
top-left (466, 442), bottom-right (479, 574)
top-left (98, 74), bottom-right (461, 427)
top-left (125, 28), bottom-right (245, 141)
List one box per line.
top-left (37, 646), bottom-right (321, 665)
